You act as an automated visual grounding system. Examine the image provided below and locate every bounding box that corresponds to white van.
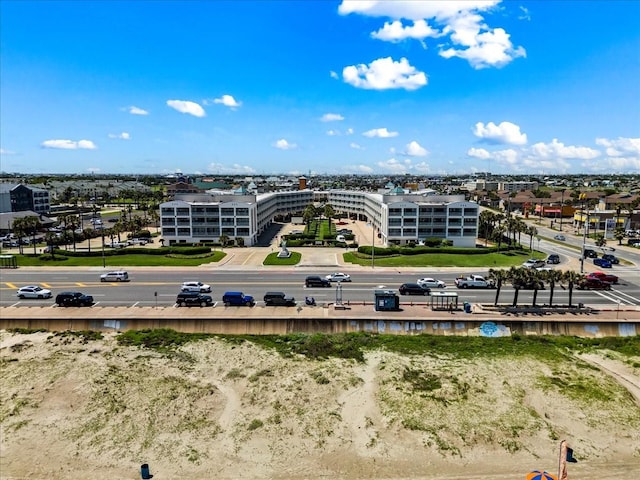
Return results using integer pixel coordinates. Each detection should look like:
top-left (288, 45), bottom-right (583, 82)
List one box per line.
top-left (100, 271), bottom-right (129, 282)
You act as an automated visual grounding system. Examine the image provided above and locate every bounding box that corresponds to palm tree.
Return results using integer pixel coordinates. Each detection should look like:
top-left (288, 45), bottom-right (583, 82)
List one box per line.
top-left (543, 269), bottom-right (564, 307)
top-left (44, 231), bottom-right (58, 259)
top-left (562, 270), bottom-right (584, 308)
top-left (479, 210), bottom-right (497, 246)
top-left (11, 217), bottom-right (27, 254)
top-left (508, 266), bottom-right (526, 307)
top-left (23, 216), bottom-right (41, 255)
top-left (526, 225), bottom-right (538, 251)
top-left (526, 268), bottom-right (544, 306)
top-left (61, 214), bottom-right (79, 251)
top-left (488, 268), bottom-right (510, 306)
top-left (493, 224), bottom-right (506, 252)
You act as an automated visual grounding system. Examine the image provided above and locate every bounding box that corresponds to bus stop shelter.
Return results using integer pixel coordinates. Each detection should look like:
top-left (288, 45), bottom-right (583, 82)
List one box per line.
top-left (430, 291), bottom-right (458, 311)
top-left (0, 254), bottom-right (17, 268)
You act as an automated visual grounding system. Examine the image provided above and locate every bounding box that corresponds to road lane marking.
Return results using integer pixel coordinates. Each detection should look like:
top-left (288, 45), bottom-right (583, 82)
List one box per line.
top-left (76, 282), bottom-right (86, 286)
top-left (41, 283), bottom-right (51, 288)
top-left (6, 283), bottom-right (17, 289)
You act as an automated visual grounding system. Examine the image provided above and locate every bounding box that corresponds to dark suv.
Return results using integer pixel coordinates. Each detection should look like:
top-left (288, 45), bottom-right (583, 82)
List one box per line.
top-left (305, 276), bottom-right (331, 288)
top-left (263, 291), bottom-right (296, 306)
top-left (583, 249), bottom-right (598, 259)
top-left (222, 291), bottom-right (255, 306)
top-left (55, 291), bottom-right (94, 307)
top-left (399, 283), bottom-right (430, 295)
top-left (602, 253), bottom-right (619, 264)
top-left (176, 292), bottom-right (214, 307)
top-left (546, 254), bottom-right (560, 264)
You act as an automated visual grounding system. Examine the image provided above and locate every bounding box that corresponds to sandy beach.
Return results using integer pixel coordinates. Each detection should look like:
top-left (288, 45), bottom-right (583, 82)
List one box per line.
top-left (1, 330), bottom-right (639, 480)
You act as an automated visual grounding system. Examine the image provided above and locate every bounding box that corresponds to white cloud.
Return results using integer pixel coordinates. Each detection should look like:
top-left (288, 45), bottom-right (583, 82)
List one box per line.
top-left (440, 25), bottom-right (526, 69)
top-left (473, 121), bottom-right (527, 145)
top-left (326, 130), bottom-right (339, 136)
top-left (86, 167), bottom-right (101, 173)
top-left (371, 19), bottom-right (440, 44)
top-left (343, 57), bottom-right (427, 91)
top-left (273, 139), bottom-right (297, 150)
top-left (529, 139), bottom-right (600, 160)
top-left (376, 157), bottom-right (417, 174)
top-left (492, 148), bottom-right (520, 165)
top-left (350, 142), bottom-right (364, 150)
top-left (108, 132), bottom-right (131, 140)
top-left (467, 147), bottom-right (491, 159)
top-left (363, 127), bottom-right (399, 138)
top-left (346, 128), bottom-right (354, 135)
top-left (338, 1), bottom-right (525, 69)
top-left (206, 94), bottom-right (242, 108)
top-left (404, 140), bottom-right (428, 156)
top-left (321, 113), bottom-right (344, 122)
top-left (207, 163), bottom-right (257, 174)
top-left (343, 164), bottom-right (374, 173)
top-left (595, 137), bottom-right (640, 157)
top-left (41, 139), bottom-right (97, 150)
top-left (166, 99), bottom-right (206, 117)
top-left (0, 148), bottom-right (16, 155)
top-left (330, 70), bottom-right (339, 79)
top-left (518, 6), bottom-right (531, 21)
top-left (126, 106), bottom-right (149, 115)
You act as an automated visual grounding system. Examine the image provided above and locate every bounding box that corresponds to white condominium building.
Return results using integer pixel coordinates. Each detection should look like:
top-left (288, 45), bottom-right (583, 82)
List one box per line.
top-left (160, 189), bottom-right (478, 247)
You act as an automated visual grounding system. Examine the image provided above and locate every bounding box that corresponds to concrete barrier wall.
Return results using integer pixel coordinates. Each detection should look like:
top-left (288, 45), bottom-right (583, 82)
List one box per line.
top-left (1, 316), bottom-right (637, 338)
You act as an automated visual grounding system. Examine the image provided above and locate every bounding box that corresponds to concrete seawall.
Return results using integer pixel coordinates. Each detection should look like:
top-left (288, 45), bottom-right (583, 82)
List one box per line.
top-left (1, 304), bottom-right (638, 337)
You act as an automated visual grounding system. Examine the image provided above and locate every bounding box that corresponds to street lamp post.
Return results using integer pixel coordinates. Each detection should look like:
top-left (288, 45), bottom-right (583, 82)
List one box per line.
top-left (559, 190), bottom-right (564, 231)
top-left (579, 194), bottom-right (587, 274)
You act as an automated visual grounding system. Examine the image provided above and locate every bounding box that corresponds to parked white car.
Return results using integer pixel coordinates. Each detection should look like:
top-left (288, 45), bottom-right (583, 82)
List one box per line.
top-left (325, 272), bottom-right (352, 282)
top-left (417, 277), bottom-right (446, 289)
top-left (522, 259), bottom-right (546, 269)
top-left (181, 281), bottom-right (212, 293)
top-left (16, 285), bottom-right (52, 299)
top-left (100, 271), bottom-right (129, 282)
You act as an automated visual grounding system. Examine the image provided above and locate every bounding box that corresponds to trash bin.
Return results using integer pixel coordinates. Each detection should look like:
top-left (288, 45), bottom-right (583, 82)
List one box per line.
top-left (463, 302), bottom-right (472, 314)
top-left (141, 463), bottom-right (153, 479)
top-left (374, 289), bottom-right (399, 311)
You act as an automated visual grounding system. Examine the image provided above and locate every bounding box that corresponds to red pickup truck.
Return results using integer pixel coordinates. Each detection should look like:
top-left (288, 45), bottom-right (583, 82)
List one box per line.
top-left (587, 271), bottom-right (619, 284)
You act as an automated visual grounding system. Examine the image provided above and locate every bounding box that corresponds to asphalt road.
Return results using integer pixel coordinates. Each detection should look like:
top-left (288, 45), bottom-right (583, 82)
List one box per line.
top-left (2, 269), bottom-right (639, 308)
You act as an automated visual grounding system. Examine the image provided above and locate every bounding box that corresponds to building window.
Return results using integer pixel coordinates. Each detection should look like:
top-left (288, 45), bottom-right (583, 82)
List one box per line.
top-left (176, 208), bottom-right (190, 216)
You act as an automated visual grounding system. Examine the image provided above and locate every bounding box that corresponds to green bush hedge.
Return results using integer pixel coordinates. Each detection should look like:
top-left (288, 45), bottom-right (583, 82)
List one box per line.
top-left (55, 246), bottom-right (212, 257)
top-left (357, 245), bottom-right (523, 256)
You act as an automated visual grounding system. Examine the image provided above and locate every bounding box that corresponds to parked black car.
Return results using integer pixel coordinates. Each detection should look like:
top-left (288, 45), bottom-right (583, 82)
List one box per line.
top-left (399, 283), bottom-right (430, 295)
top-left (263, 291), bottom-right (296, 306)
top-left (305, 276), bottom-right (331, 287)
top-left (546, 254), bottom-right (560, 264)
top-left (176, 292), bottom-right (214, 307)
top-left (583, 249), bottom-right (598, 258)
top-left (55, 291), bottom-right (94, 307)
top-left (602, 254), bottom-right (619, 264)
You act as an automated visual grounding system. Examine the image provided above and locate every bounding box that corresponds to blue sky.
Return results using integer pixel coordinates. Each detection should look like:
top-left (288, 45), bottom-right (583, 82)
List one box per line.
top-left (1, 0), bottom-right (639, 176)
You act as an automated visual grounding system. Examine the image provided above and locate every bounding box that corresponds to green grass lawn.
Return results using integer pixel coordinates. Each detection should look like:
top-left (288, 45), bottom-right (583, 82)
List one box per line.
top-left (11, 251), bottom-right (226, 267)
top-left (342, 249), bottom-right (544, 268)
top-left (263, 251), bottom-right (301, 266)
top-left (9, 246), bottom-right (547, 268)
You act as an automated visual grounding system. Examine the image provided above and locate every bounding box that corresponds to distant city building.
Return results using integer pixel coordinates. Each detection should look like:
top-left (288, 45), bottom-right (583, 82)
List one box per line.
top-left (497, 181), bottom-right (539, 193)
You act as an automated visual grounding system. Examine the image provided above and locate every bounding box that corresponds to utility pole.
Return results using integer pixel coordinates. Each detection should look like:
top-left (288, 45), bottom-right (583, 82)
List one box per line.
top-left (559, 190), bottom-right (564, 231)
top-left (579, 193), bottom-right (587, 274)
